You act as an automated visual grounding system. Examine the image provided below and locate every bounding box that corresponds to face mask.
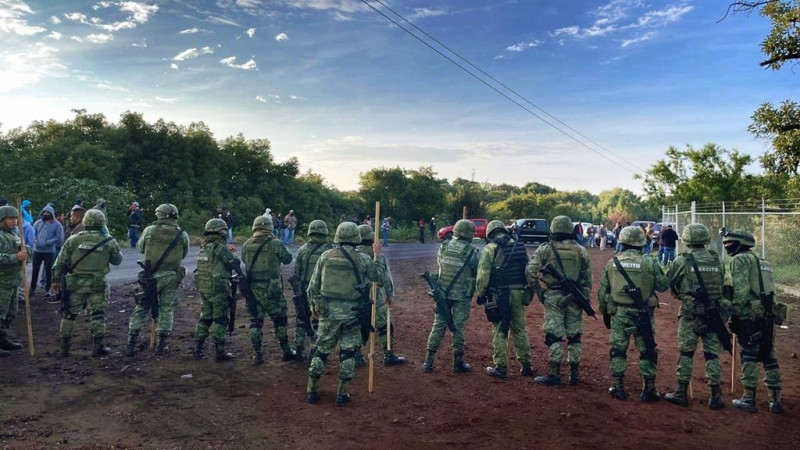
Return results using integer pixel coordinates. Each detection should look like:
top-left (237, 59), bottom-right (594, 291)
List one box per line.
top-left (724, 241), bottom-right (739, 256)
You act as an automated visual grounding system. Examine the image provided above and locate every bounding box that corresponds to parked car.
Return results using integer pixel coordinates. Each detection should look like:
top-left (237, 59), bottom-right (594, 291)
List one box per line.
top-left (438, 218), bottom-right (488, 240)
top-left (507, 218), bottom-right (550, 244)
top-left (572, 221), bottom-right (592, 244)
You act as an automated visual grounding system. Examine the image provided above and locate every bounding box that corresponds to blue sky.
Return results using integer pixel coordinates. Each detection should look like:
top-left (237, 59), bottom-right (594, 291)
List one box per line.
top-left (0, 1), bottom-right (793, 194)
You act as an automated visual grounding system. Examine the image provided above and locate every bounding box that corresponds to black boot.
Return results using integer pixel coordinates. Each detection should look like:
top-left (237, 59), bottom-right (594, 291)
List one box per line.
top-left (769, 389), bottom-right (784, 414)
top-left (124, 332), bottom-right (138, 357)
top-left (665, 382), bottom-right (689, 407)
top-left (534, 363), bottom-right (562, 387)
top-left (155, 334), bottom-right (169, 356)
top-left (59, 337), bottom-right (70, 357)
top-left (295, 346), bottom-right (305, 363)
top-left (733, 388), bottom-right (757, 412)
top-left (193, 340), bottom-right (205, 360)
top-left (609, 374), bottom-right (627, 400)
top-left (91, 336), bottom-right (111, 357)
top-left (306, 391), bottom-right (319, 404)
top-left (452, 351), bottom-right (471, 374)
top-left (214, 343), bottom-right (233, 362)
top-left (486, 365), bottom-right (507, 379)
top-left (0, 330), bottom-right (23, 351)
top-left (384, 352), bottom-right (407, 366)
top-left (422, 350), bottom-right (435, 373)
top-left (252, 350), bottom-right (265, 365)
top-left (568, 363), bottom-right (580, 386)
top-left (708, 384), bottom-right (725, 410)
top-left (335, 393), bottom-right (351, 406)
top-left (520, 363), bottom-right (535, 377)
top-left (641, 377), bottom-right (660, 403)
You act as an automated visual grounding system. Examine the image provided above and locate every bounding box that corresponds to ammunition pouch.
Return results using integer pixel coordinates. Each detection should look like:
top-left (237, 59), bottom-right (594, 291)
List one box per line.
top-left (484, 296), bottom-right (502, 323)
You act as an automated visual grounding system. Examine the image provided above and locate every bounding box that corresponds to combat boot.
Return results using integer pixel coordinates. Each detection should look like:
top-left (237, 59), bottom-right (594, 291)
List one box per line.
top-left (252, 350), bottom-right (265, 365)
top-left (486, 365), bottom-right (507, 379)
top-left (59, 337), bottom-right (70, 357)
top-left (422, 350), bottom-right (435, 373)
top-left (383, 352), bottom-right (407, 366)
top-left (334, 393), bottom-right (350, 406)
top-left (193, 340), bottom-right (205, 360)
top-left (305, 391), bottom-right (319, 404)
top-left (214, 343), bottom-right (233, 362)
top-left (609, 375), bottom-right (627, 400)
top-left (708, 384), bottom-right (725, 410)
top-left (0, 329), bottom-right (23, 351)
top-left (91, 336), bottom-right (111, 357)
top-left (295, 346), bottom-right (305, 363)
top-left (451, 351), bottom-right (471, 374)
top-left (534, 363), bottom-right (563, 387)
top-left (124, 332), bottom-right (138, 357)
top-left (281, 348), bottom-right (296, 362)
top-left (768, 389), bottom-right (784, 414)
top-left (155, 334), bottom-right (169, 356)
top-left (665, 382), bottom-right (689, 407)
top-left (568, 363), bottom-right (580, 386)
top-left (641, 377), bottom-right (660, 403)
top-left (732, 388), bottom-right (757, 412)
top-left (520, 363), bottom-right (535, 377)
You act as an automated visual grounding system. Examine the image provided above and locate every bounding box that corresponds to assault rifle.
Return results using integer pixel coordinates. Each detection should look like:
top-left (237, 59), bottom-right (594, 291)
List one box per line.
top-left (686, 255), bottom-right (732, 353)
top-left (487, 265), bottom-right (511, 335)
top-left (354, 282), bottom-right (373, 344)
top-left (136, 260), bottom-right (159, 324)
top-left (539, 263), bottom-right (597, 319)
top-left (421, 271), bottom-right (457, 332)
top-left (56, 269), bottom-right (71, 318)
top-left (757, 290), bottom-right (776, 361)
top-left (226, 261), bottom-right (259, 334)
top-left (612, 258), bottom-right (657, 364)
top-left (228, 274), bottom-right (239, 335)
top-left (288, 274), bottom-right (315, 338)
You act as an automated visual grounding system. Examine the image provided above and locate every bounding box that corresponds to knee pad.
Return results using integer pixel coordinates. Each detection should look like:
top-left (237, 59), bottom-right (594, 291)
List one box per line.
top-left (339, 349), bottom-right (356, 362)
top-left (199, 318), bottom-right (213, 327)
top-left (765, 359), bottom-right (780, 371)
top-left (681, 350), bottom-right (695, 359)
top-left (544, 333), bottom-right (562, 346)
top-left (610, 348), bottom-right (627, 360)
top-left (90, 310), bottom-right (105, 320)
top-left (703, 351), bottom-right (718, 361)
top-left (567, 334), bottom-right (581, 345)
top-left (213, 317), bottom-right (229, 327)
top-left (273, 316), bottom-right (288, 327)
top-left (316, 352), bottom-right (329, 363)
top-left (250, 318), bottom-right (264, 329)
top-left (741, 349), bottom-right (759, 363)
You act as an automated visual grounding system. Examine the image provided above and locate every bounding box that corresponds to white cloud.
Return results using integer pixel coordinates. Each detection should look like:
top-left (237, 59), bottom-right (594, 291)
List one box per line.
top-left (506, 40), bottom-right (541, 52)
top-left (45, 31), bottom-right (62, 40)
top-left (96, 81), bottom-right (128, 91)
top-left (408, 8), bottom-right (446, 20)
top-left (170, 62), bottom-right (178, 70)
top-left (64, 12), bottom-right (88, 23)
top-left (0, 2), bottom-right (47, 35)
top-left (155, 96), bottom-right (177, 103)
top-left (255, 95), bottom-right (267, 102)
top-left (289, 95), bottom-right (306, 100)
top-left (0, 42), bottom-right (66, 92)
top-left (554, 26), bottom-right (580, 37)
top-left (119, 1), bottom-right (159, 23)
top-left (636, 5), bottom-right (693, 27)
top-left (70, 36), bottom-right (83, 43)
top-left (50, 16), bottom-right (61, 24)
top-left (179, 27), bottom-right (201, 34)
top-left (131, 39), bottom-right (147, 47)
top-left (285, 0), bottom-right (368, 14)
top-left (86, 33), bottom-right (113, 44)
top-left (173, 46), bottom-right (215, 60)
top-left (93, 1), bottom-right (112, 10)
top-left (97, 20), bottom-right (136, 32)
top-left (620, 32), bottom-right (653, 47)
top-left (246, 27), bottom-right (255, 37)
top-left (208, 15), bottom-right (241, 27)
top-left (2, 0), bottom-right (33, 14)
top-left (275, 32), bottom-right (288, 41)
top-left (219, 56), bottom-right (258, 70)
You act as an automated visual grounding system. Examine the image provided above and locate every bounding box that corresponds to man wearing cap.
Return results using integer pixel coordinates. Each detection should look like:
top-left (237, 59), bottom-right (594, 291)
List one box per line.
top-left (283, 210), bottom-right (297, 246)
top-left (127, 202), bottom-right (144, 248)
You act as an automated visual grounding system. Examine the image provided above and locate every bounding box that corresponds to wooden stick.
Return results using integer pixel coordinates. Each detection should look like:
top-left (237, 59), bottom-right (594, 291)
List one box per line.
top-left (462, 206), bottom-right (467, 220)
top-left (368, 201), bottom-right (380, 393)
top-left (386, 308), bottom-right (392, 351)
top-left (149, 319), bottom-right (157, 349)
top-left (731, 338), bottom-right (737, 394)
top-left (689, 379), bottom-right (694, 399)
top-left (16, 198), bottom-right (35, 356)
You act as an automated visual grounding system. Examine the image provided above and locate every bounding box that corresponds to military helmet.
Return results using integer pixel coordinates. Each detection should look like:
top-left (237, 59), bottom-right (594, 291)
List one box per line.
top-left (82, 209), bottom-right (106, 228)
top-left (550, 216), bottom-right (573, 234)
top-left (155, 203), bottom-right (179, 219)
top-left (357, 224), bottom-right (375, 241)
top-left (453, 219), bottom-right (476, 239)
top-left (618, 225), bottom-right (646, 246)
top-left (307, 219), bottom-right (329, 236)
top-left (204, 218), bottom-right (228, 233)
top-left (681, 223), bottom-right (710, 245)
top-left (252, 215), bottom-right (274, 232)
top-left (721, 228), bottom-right (756, 247)
top-left (486, 220), bottom-right (508, 239)
top-left (0, 206), bottom-right (19, 221)
top-left (334, 221), bottom-right (362, 244)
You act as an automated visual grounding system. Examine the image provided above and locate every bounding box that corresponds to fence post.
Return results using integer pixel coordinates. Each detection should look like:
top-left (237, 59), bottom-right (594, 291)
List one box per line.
top-left (761, 197), bottom-right (766, 259)
top-left (691, 201), bottom-right (696, 224)
top-left (722, 201), bottom-right (726, 229)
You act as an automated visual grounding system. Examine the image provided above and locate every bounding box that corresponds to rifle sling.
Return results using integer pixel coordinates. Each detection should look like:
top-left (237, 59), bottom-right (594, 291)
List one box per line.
top-left (685, 253), bottom-right (715, 307)
top-left (150, 228), bottom-right (184, 273)
top-left (612, 257), bottom-right (645, 309)
top-left (247, 237), bottom-right (271, 280)
top-left (338, 245), bottom-right (365, 287)
top-left (67, 237), bottom-right (114, 274)
top-left (550, 244), bottom-right (575, 287)
top-left (443, 245), bottom-right (476, 298)
top-left (302, 243), bottom-right (326, 284)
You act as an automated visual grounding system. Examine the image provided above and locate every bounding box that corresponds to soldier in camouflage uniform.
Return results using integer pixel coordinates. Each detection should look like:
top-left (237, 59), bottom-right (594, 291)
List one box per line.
top-left (477, 220), bottom-right (533, 379)
top-left (305, 222), bottom-right (385, 406)
top-left (598, 226), bottom-right (668, 401)
top-left (242, 216), bottom-right (293, 364)
top-left (357, 224), bottom-right (406, 366)
top-left (664, 224), bottom-right (730, 409)
top-left (423, 219), bottom-right (479, 374)
top-left (722, 229), bottom-right (784, 413)
top-left (125, 204), bottom-right (190, 357)
top-left (292, 220), bottom-right (333, 362)
top-left (0, 206), bottom-right (28, 357)
top-left (193, 218), bottom-right (240, 362)
top-left (51, 210), bottom-right (123, 357)
top-left (525, 216), bottom-right (591, 386)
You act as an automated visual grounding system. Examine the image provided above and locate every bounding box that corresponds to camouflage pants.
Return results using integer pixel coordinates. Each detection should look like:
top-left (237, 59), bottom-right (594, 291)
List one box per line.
top-left (249, 281), bottom-right (290, 353)
top-left (542, 293), bottom-right (583, 365)
top-left (609, 305), bottom-right (657, 380)
top-left (308, 300), bottom-right (362, 394)
top-left (374, 290), bottom-right (397, 356)
top-left (426, 299), bottom-right (471, 355)
top-left (675, 317), bottom-right (722, 384)
top-left (59, 289), bottom-right (109, 339)
top-left (492, 290), bottom-right (532, 367)
top-left (292, 295), bottom-right (314, 350)
top-left (194, 292), bottom-right (230, 345)
top-left (127, 271), bottom-right (181, 336)
top-left (0, 284), bottom-right (18, 326)
top-left (737, 331), bottom-right (781, 391)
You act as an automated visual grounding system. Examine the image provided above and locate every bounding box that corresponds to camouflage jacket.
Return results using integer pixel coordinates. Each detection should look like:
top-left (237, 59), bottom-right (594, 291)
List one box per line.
top-left (598, 249), bottom-right (668, 314)
top-left (436, 237), bottom-right (479, 302)
top-left (358, 245), bottom-right (394, 298)
top-left (242, 231), bottom-right (292, 282)
top-left (526, 239), bottom-right (591, 299)
top-left (52, 230), bottom-right (123, 292)
top-left (307, 244), bottom-right (385, 313)
top-left (668, 247), bottom-right (729, 319)
top-left (293, 236), bottom-right (333, 291)
top-left (0, 227), bottom-right (22, 285)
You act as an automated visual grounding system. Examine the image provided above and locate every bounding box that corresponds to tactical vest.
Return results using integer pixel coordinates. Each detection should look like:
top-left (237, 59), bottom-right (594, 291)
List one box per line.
top-left (244, 236), bottom-right (280, 281)
top-left (608, 251), bottom-right (653, 305)
top-left (541, 241), bottom-right (581, 287)
top-left (144, 223), bottom-right (184, 272)
top-left (300, 241), bottom-right (332, 287)
top-left (319, 246), bottom-right (361, 301)
top-left (746, 252), bottom-right (775, 296)
top-left (69, 232), bottom-right (112, 275)
top-left (195, 241), bottom-right (229, 295)
top-left (493, 238), bottom-right (528, 289)
top-left (0, 229), bottom-right (22, 282)
top-left (437, 239), bottom-right (476, 298)
top-left (687, 250), bottom-right (724, 303)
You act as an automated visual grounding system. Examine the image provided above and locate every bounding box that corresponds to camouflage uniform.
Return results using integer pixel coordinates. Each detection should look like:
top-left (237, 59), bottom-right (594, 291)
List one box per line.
top-left (598, 226), bottom-right (668, 401)
top-left (291, 220), bottom-right (333, 360)
top-left (242, 216), bottom-right (293, 364)
top-left (722, 229), bottom-right (783, 413)
top-left (194, 219), bottom-right (239, 361)
top-left (424, 219), bottom-right (479, 374)
top-left (306, 222), bottom-right (385, 406)
top-left (52, 210), bottom-right (123, 357)
top-left (126, 204), bottom-right (189, 356)
top-left (0, 206), bottom-right (26, 357)
top-left (525, 216), bottom-right (591, 386)
top-left (664, 224), bottom-right (729, 409)
top-left (476, 220), bottom-right (533, 379)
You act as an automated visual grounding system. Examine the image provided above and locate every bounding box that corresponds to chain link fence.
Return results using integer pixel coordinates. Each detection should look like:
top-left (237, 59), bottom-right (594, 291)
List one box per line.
top-left (662, 199), bottom-right (800, 288)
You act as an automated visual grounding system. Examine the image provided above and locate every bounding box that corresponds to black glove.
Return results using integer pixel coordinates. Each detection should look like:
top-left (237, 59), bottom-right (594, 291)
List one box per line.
top-left (477, 295), bottom-right (488, 306)
top-left (603, 314), bottom-right (612, 330)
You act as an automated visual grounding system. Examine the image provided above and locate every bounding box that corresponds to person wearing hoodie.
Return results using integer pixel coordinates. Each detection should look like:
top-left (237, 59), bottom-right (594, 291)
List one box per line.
top-left (31, 203), bottom-right (63, 298)
top-left (20, 200), bottom-right (33, 225)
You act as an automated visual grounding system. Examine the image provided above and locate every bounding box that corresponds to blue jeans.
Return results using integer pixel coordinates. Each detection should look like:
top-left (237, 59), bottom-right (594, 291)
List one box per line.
top-left (381, 228), bottom-right (389, 245)
top-left (226, 228), bottom-right (233, 244)
top-left (283, 228), bottom-right (295, 245)
top-left (129, 226), bottom-right (139, 247)
top-left (615, 241), bottom-right (622, 253)
top-left (661, 246), bottom-right (675, 265)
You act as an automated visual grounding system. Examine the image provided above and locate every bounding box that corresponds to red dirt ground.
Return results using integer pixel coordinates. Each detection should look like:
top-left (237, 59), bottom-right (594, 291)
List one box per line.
top-left (1, 247), bottom-right (798, 449)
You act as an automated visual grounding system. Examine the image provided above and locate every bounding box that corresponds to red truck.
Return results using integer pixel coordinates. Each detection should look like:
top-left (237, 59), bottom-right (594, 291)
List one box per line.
top-left (437, 218), bottom-right (488, 240)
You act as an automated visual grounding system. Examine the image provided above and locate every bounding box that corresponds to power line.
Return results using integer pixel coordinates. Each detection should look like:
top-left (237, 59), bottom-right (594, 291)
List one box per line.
top-left (359, 0), bottom-right (643, 175)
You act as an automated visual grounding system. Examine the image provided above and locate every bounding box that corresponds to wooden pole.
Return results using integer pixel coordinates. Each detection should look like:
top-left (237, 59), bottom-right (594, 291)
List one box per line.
top-left (462, 206), bottom-right (467, 220)
top-left (368, 201), bottom-right (380, 393)
top-left (149, 319), bottom-right (157, 349)
top-left (386, 308), bottom-right (392, 352)
top-left (16, 199), bottom-right (35, 356)
top-left (689, 379), bottom-right (694, 399)
top-left (731, 338), bottom-right (737, 394)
